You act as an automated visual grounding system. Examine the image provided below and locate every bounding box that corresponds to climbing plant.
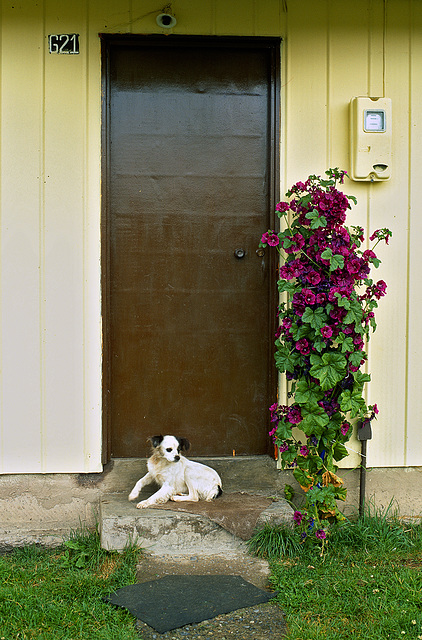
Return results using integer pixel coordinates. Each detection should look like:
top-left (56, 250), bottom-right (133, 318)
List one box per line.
top-left (260, 168), bottom-right (391, 546)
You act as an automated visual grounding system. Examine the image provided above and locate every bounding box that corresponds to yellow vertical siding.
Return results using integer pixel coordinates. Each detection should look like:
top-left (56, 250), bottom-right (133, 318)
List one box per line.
top-left (0, 2), bottom-right (44, 471)
top-left (406, 1), bottom-right (422, 467)
top-left (0, 0), bottom-right (420, 472)
top-left (367, 0), bottom-right (411, 466)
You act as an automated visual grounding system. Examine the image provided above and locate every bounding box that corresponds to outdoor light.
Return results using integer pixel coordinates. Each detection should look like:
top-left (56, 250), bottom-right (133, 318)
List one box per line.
top-left (156, 13), bottom-right (177, 28)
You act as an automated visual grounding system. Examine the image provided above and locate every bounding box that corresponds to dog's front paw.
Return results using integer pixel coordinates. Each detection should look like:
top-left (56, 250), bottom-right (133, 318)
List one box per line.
top-left (128, 491), bottom-right (138, 501)
top-left (136, 501), bottom-right (149, 509)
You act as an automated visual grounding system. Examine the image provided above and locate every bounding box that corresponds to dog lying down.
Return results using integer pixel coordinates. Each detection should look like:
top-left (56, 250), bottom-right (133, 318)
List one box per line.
top-left (128, 435), bottom-right (223, 509)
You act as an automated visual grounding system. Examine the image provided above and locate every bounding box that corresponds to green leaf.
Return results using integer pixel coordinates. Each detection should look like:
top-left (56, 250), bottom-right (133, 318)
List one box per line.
top-left (329, 254), bottom-right (345, 271)
top-left (293, 467), bottom-right (313, 489)
top-left (343, 299), bottom-right (364, 327)
top-left (279, 445), bottom-right (297, 466)
top-left (302, 306), bottom-right (328, 330)
top-left (348, 350), bottom-right (366, 367)
top-left (320, 248), bottom-right (345, 271)
top-left (300, 402), bottom-right (330, 435)
top-left (314, 339), bottom-right (326, 353)
top-left (276, 420), bottom-right (293, 441)
top-left (309, 352), bottom-right (348, 390)
top-left (335, 486), bottom-right (348, 501)
top-left (341, 336), bottom-right (354, 353)
top-left (305, 209), bottom-right (327, 229)
top-left (274, 348), bottom-right (300, 373)
top-left (352, 370), bottom-right (371, 388)
top-left (278, 280), bottom-right (298, 295)
top-left (294, 380), bottom-right (323, 405)
top-left (290, 324), bottom-right (311, 341)
top-left (333, 442), bottom-right (349, 462)
top-left (334, 293), bottom-right (351, 309)
top-left (321, 248), bottom-right (333, 260)
top-left (339, 389), bottom-right (367, 418)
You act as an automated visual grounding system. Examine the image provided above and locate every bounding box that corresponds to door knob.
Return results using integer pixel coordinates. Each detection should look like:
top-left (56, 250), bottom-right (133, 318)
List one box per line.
top-left (234, 248), bottom-right (246, 259)
top-left (256, 247), bottom-right (265, 257)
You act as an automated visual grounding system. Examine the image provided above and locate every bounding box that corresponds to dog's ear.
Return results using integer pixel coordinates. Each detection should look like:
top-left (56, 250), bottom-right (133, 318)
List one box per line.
top-left (149, 435), bottom-right (164, 449)
top-left (177, 437), bottom-right (190, 452)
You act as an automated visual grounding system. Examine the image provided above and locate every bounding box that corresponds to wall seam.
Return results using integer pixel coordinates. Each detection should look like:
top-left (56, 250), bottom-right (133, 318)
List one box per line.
top-left (326, 0), bottom-right (331, 166)
top-left (0, 3), bottom-right (3, 471)
top-left (404, 0), bottom-right (413, 466)
top-left (39, 0), bottom-right (47, 472)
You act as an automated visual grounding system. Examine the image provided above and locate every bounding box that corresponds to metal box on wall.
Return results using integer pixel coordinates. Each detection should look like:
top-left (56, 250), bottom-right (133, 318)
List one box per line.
top-left (350, 96), bottom-right (392, 181)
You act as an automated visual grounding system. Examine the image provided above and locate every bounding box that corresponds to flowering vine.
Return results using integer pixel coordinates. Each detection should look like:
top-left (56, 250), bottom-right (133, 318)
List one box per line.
top-left (260, 168), bottom-right (391, 546)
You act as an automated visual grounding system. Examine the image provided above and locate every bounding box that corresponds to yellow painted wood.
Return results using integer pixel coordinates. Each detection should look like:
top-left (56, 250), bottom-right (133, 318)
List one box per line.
top-left (0, 1), bottom-right (44, 472)
top-left (365, 0), bottom-right (411, 467)
top-left (0, 0), bottom-right (421, 473)
top-left (284, 2), bottom-right (331, 181)
top-left (41, 0), bottom-right (88, 472)
top-left (405, 1), bottom-right (422, 467)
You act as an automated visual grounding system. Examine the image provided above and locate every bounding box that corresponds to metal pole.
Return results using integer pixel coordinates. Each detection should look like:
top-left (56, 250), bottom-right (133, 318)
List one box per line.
top-left (359, 439), bottom-right (367, 518)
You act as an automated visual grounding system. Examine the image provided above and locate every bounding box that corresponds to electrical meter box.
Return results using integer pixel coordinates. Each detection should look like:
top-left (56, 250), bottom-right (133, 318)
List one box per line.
top-left (350, 97), bottom-right (392, 181)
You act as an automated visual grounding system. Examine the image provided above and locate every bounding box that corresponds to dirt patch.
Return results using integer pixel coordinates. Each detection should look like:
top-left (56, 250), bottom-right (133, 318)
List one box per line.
top-left (136, 552), bottom-right (271, 589)
top-left (134, 601), bottom-right (287, 639)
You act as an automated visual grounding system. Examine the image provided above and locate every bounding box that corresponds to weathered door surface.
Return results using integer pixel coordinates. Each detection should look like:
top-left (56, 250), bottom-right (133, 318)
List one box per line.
top-left (104, 37), bottom-right (278, 457)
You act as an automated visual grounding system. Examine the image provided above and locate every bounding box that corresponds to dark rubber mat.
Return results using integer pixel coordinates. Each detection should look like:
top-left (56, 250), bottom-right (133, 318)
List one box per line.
top-left (105, 574), bottom-right (276, 633)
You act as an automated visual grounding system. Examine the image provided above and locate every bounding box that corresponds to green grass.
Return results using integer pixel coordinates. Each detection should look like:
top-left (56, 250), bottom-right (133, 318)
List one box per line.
top-left (2, 512), bottom-right (422, 640)
top-left (0, 528), bottom-right (142, 640)
top-left (249, 506), bottom-right (422, 639)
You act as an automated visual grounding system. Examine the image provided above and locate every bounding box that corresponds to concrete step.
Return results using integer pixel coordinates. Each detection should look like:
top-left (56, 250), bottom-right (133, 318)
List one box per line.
top-left (100, 491), bottom-right (293, 553)
top-left (100, 456), bottom-right (292, 556)
top-left (101, 455), bottom-right (286, 495)
top-left (100, 456), bottom-right (292, 554)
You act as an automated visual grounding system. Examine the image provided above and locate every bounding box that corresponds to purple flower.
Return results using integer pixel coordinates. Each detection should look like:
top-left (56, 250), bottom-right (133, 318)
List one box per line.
top-left (295, 338), bottom-right (310, 355)
top-left (279, 441), bottom-right (289, 453)
top-left (363, 249), bottom-right (377, 262)
top-left (340, 422), bottom-right (350, 436)
top-left (279, 265), bottom-right (294, 280)
top-left (287, 406), bottom-right (302, 424)
top-left (269, 403), bottom-right (279, 423)
top-left (276, 201), bottom-right (290, 213)
top-left (299, 445), bottom-right (310, 457)
top-left (261, 231), bottom-right (279, 247)
top-left (301, 288), bottom-right (316, 305)
top-left (268, 425), bottom-right (277, 438)
top-left (370, 229), bottom-right (392, 244)
top-left (320, 325), bottom-right (333, 339)
top-left (283, 233), bottom-right (305, 254)
top-left (374, 280), bottom-right (387, 299)
top-left (315, 529), bottom-right (327, 540)
top-left (306, 270), bottom-right (321, 286)
top-left (293, 510), bottom-right (304, 524)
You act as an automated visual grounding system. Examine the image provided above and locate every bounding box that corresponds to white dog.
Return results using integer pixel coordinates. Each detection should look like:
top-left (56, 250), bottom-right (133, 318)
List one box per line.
top-left (128, 435), bottom-right (223, 509)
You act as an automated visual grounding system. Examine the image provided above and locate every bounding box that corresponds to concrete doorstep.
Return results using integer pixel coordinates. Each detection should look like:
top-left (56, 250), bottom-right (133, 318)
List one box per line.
top-left (99, 490), bottom-right (292, 593)
top-left (100, 457), bottom-right (293, 592)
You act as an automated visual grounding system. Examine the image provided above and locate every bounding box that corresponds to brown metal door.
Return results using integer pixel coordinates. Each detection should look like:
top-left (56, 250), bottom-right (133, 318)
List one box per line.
top-left (103, 37), bottom-right (279, 457)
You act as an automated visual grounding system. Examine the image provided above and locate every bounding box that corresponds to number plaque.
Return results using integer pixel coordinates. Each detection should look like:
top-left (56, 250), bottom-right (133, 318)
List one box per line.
top-left (48, 34), bottom-right (79, 55)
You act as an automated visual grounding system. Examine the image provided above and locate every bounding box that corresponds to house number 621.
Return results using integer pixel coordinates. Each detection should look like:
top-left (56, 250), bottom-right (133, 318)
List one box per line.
top-left (48, 34), bottom-right (79, 55)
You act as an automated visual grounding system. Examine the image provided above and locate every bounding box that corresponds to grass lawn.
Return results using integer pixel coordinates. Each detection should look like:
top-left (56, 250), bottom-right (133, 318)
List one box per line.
top-left (0, 529), bottom-right (141, 640)
top-left (250, 508), bottom-right (422, 640)
top-left (1, 510), bottom-right (421, 640)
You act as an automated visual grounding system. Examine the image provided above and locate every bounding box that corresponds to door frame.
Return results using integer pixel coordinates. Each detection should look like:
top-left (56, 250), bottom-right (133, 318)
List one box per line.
top-left (100, 34), bottom-right (281, 463)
